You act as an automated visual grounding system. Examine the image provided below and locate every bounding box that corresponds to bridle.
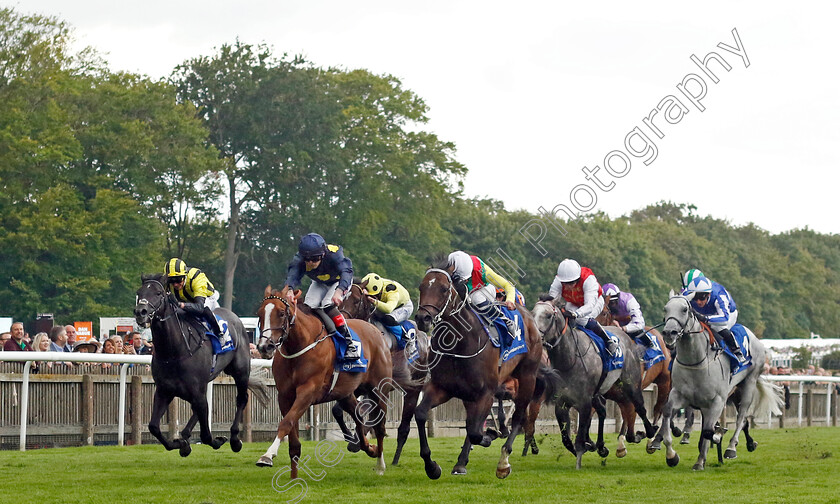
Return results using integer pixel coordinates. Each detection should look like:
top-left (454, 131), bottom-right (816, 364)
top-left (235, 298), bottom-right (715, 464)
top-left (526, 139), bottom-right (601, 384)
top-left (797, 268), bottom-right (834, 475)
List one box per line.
top-left (258, 295), bottom-right (329, 359)
top-left (535, 301), bottom-right (571, 350)
top-left (417, 268), bottom-right (467, 326)
top-left (136, 279), bottom-right (169, 322)
top-left (665, 296), bottom-right (712, 368)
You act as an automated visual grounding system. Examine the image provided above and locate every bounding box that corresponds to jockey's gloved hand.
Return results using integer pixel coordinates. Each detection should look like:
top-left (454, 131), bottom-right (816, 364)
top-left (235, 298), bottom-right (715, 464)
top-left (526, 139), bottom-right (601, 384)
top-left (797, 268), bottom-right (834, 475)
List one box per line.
top-left (693, 311), bottom-right (709, 323)
top-left (567, 310), bottom-right (579, 319)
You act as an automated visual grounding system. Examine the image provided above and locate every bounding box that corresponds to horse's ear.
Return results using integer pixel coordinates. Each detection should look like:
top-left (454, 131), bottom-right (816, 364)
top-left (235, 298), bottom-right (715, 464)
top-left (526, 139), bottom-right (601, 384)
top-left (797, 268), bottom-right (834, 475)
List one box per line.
top-left (264, 285), bottom-right (272, 297)
top-left (668, 289), bottom-right (675, 297)
top-left (294, 289), bottom-right (302, 300)
top-left (684, 291), bottom-right (696, 301)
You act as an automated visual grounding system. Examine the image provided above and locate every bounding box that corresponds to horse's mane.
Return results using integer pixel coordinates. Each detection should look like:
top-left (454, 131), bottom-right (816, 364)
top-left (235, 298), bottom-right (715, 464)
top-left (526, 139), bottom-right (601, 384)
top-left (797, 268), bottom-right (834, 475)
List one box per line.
top-left (538, 293), bottom-right (554, 302)
top-left (429, 253), bottom-right (453, 271)
top-left (141, 272), bottom-right (165, 283)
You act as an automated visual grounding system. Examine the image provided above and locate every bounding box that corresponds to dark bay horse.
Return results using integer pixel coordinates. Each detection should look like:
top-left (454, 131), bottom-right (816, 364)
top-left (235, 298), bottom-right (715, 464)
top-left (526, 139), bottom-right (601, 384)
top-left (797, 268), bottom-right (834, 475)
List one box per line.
top-left (255, 286), bottom-right (395, 477)
top-left (413, 263), bottom-right (544, 479)
top-left (597, 299), bottom-right (672, 455)
top-left (531, 296), bottom-right (657, 469)
top-left (134, 274), bottom-right (265, 456)
top-left (339, 280), bottom-right (431, 465)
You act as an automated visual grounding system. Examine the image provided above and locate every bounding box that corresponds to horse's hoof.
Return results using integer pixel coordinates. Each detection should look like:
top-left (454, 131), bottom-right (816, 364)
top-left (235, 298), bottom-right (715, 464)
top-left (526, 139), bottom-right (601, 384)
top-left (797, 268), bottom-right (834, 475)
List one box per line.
top-left (584, 440), bottom-right (596, 452)
top-left (692, 462), bottom-right (705, 471)
top-left (347, 441), bottom-right (361, 453)
top-left (425, 461), bottom-right (442, 480)
top-left (496, 464), bottom-right (511, 479)
top-left (531, 445), bottom-right (539, 455)
top-left (451, 465), bottom-right (467, 476)
top-left (179, 440), bottom-right (192, 457)
top-left (724, 449), bottom-right (737, 459)
top-left (230, 438), bottom-right (242, 453)
top-left (212, 436), bottom-right (228, 449)
top-left (646, 442), bottom-right (659, 454)
top-left (666, 453), bottom-right (680, 467)
top-left (256, 456), bottom-right (273, 467)
top-left (598, 446), bottom-right (610, 458)
top-left (680, 433), bottom-right (691, 445)
top-left (747, 440), bottom-right (757, 452)
top-left (671, 426), bottom-right (683, 437)
top-left (484, 428), bottom-right (500, 441)
top-left (616, 447), bottom-right (626, 458)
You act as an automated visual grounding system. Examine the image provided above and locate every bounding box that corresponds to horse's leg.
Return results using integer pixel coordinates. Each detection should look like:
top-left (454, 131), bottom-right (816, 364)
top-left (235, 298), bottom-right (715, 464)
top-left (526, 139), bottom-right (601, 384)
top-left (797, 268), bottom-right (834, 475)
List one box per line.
top-left (522, 399), bottom-right (541, 456)
top-left (180, 413), bottom-right (198, 444)
top-left (695, 398), bottom-right (725, 471)
top-left (623, 381), bottom-right (657, 439)
top-left (336, 395), bottom-right (376, 457)
top-left (661, 393), bottom-right (682, 467)
top-left (615, 402), bottom-right (633, 458)
top-left (555, 403), bottom-right (575, 455)
top-left (574, 401), bottom-right (594, 469)
top-left (392, 386), bottom-right (420, 465)
top-left (592, 396), bottom-right (610, 459)
top-left (191, 386), bottom-right (228, 450)
top-left (229, 377), bottom-right (249, 452)
top-left (496, 396), bottom-right (510, 438)
top-left (415, 384), bottom-right (452, 480)
top-left (743, 416), bottom-right (757, 452)
top-left (257, 384), bottom-right (320, 469)
top-left (372, 395), bottom-right (388, 476)
top-left (680, 409), bottom-right (695, 444)
top-left (287, 419), bottom-right (302, 479)
top-left (148, 389), bottom-right (188, 455)
top-left (725, 382), bottom-right (758, 459)
top-left (330, 401), bottom-right (355, 444)
top-left (453, 392), bottom-right (495, 476)
top-left (497, 372), bottom-right (537, 478)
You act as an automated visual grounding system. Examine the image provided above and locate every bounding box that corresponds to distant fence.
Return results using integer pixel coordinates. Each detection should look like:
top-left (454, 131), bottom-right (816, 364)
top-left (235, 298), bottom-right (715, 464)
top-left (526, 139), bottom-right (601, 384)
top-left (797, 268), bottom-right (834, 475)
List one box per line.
top-left (1, 353), bottom-right (838, 451)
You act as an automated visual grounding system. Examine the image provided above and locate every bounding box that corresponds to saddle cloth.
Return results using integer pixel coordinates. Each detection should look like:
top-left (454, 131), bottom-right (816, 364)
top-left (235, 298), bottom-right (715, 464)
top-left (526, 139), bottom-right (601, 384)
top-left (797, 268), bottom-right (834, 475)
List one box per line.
top-left (636, 331), bottom-right (665, 370)
top-left (383, 320), bottom-right (420, 363)
top-left (330, 326), bottom-right (369, 373)
top-left (474, 306), bottom-right (528, 364)
top-left (577, 325), bottom-right (624, 372)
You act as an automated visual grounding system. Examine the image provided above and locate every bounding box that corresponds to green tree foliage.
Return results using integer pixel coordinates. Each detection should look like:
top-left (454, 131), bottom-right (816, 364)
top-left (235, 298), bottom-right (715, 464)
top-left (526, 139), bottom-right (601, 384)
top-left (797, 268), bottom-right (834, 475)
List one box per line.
top-left (822, 350), bottom-right (840, 371)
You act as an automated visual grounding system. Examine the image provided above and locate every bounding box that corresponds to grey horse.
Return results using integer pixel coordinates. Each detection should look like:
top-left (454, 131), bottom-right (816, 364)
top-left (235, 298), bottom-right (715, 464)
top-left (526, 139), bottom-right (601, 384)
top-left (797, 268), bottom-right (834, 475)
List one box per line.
top-left (532, 297), bottom-right (657, 469)
top-left (659, 291), bottom-right (783, 470)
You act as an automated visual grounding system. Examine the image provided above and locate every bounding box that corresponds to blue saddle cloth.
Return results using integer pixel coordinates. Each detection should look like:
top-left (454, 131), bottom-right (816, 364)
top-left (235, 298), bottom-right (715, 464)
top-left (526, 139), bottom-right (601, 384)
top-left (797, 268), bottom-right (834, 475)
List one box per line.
top-left (206, 315), bottom-right (235, 355)
top-left (330, 326), bottom-right (369, 373)
top-left (578, 326), bottom-right (624, 372)
top-left (721, 324), bottom-right (752, 375)
top-left (490, 306), bottom-right (528, 363)
top-left (636, 331), bottom-right (665, 370)
top-left (383, 321), bottom-right (420, 363)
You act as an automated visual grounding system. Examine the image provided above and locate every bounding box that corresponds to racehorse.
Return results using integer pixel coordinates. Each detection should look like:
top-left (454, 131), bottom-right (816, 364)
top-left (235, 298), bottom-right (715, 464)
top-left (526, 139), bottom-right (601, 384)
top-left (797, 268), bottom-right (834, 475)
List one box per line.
top-left (659, 291), bottom-right (783, 470)
top-left (597, 300), bottom-right (672, 455)
top-left (134, 274), bottom-right (267, 456)
top-left (413, 261), bottom-right (544, 479)
top-left (255, 286), bottom-right (395, 477)
top-left (531, 295), bottom-right (658, 469)
top-left (338, 279), bottom-right (431, 465)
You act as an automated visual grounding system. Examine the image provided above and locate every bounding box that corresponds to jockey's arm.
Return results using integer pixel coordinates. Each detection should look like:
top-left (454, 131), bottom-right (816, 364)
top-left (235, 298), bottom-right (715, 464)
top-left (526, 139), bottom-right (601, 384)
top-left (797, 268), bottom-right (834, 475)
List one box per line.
top-left (623, 295), bottom-right (646, 333)
top-left (181, 296), bottom-right (206, 315)
top-left (333, 251), bottom-right (354, 293)
top-left (575, 276), bottom-right (602, 318)
top-left (484, 264), bottom-right (515, 304)
top-left (548, 277), bottom-right (563, 299)
top-left (706, 294), bottom-right (731, 325)
top-left (374, 290), bottom-right (399, 314)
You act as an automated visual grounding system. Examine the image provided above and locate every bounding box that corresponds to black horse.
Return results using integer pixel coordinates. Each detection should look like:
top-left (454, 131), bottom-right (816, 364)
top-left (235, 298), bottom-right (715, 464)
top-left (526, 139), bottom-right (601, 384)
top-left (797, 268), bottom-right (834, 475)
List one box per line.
top-left (134, 273), bottom-right (267, 456)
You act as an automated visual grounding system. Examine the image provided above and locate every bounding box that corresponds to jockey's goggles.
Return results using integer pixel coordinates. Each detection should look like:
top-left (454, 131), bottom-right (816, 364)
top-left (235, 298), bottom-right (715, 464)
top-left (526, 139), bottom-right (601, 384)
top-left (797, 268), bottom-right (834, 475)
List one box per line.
top-left (303, 254), bottom-right (324, 262)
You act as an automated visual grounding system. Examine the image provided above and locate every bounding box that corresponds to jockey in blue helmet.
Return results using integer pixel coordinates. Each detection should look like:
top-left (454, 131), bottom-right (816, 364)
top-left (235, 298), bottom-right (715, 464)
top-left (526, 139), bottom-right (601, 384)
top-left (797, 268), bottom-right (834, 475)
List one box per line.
top-left (283, 233), bottom-right (359, 360)
top-left (685, 276), bottom-right (743, 359)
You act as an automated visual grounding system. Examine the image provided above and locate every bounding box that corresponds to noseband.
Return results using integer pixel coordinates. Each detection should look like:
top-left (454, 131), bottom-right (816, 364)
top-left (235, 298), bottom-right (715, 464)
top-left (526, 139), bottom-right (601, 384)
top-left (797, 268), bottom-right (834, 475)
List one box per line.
top-left (535, 301), bottom-right (569, 349)
top-left (137, 279), bottom-right (169, 321)
top-left (417, 268), bottom-right (467, 326)
top-left (259, 295), bottom-right (296, 352)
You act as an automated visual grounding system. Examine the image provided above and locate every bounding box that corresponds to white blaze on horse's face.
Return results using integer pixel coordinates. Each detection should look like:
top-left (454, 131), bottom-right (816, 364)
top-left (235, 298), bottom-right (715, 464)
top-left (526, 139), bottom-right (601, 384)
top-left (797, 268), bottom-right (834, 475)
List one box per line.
top-left (262, 303), bottom-right (274, 339)
top-left (427, 278), bottom-right (436, 286)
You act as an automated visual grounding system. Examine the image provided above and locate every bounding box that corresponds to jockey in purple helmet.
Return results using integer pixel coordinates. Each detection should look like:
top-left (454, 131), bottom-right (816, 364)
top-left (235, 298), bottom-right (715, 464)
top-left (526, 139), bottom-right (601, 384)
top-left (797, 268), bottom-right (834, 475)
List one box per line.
top-left (602, 283), bottom-right (653, 347)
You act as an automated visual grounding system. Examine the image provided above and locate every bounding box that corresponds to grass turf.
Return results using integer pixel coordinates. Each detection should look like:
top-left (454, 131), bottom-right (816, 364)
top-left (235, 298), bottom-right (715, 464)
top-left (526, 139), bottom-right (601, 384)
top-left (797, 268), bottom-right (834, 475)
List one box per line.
top-left (1, 427), bottom-right (836, 504)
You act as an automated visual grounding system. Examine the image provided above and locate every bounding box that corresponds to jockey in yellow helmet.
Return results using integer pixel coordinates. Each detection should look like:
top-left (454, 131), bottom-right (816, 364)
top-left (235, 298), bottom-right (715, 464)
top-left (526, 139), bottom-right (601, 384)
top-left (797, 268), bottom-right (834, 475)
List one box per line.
top-left (164, 258), bottom-right (223, 341)
top-left (361, 272), bottom-right (416, 353)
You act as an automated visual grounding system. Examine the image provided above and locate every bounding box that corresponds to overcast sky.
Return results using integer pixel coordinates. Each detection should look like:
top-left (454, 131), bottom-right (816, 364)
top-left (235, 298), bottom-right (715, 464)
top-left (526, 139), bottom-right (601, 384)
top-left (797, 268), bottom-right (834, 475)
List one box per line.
top-left (15, 0), bottom-right (840, 234)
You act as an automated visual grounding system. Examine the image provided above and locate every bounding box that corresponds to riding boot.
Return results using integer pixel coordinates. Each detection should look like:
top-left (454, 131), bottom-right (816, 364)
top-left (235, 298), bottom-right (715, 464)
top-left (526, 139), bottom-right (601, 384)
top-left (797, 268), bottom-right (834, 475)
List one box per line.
top-left (329, 310), bottom-right (359, 360)
top-left (585, 319), bottom-right (618, 356)
top-left (718, 328), bottom-right (743, 359)
top-left (626, 328), bottom-right (650, 347)
top-left (203, 307), bottom-right (224, 342)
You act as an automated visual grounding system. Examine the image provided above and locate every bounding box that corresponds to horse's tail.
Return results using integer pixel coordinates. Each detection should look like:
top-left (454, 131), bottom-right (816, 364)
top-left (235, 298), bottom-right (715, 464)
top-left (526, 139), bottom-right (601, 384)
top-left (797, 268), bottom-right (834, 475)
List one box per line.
top-left (247, 369), bottom-right (272, 408)
top-left (751, 375), bottom-right (784, 418)
top-left (536, 364), bottom-right (563, 404)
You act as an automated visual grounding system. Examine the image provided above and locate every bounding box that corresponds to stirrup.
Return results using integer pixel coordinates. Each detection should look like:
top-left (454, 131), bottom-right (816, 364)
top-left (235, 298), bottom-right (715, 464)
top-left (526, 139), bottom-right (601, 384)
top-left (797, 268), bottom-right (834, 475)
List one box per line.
top-left (344, 341), bottom-right (360, 360)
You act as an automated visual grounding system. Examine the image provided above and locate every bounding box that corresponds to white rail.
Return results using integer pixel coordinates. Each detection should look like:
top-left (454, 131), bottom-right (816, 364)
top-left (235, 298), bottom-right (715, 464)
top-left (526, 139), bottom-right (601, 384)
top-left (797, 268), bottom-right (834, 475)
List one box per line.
top-left (0, 352), bottom-right (272, 450)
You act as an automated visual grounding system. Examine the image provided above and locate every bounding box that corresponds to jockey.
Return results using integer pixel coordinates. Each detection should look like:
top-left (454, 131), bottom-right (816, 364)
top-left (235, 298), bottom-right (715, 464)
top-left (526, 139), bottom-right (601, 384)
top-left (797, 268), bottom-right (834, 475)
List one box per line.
top-left (283, 233), bottom-right (359, 360)
top-left (495, 286), bottom-right (526, 306)
top-left (602, 283), bottom-right (653, 347)
top-left (549, 259), bottom-right (617, 356)
top-left (685, 276), bottom-right (743, 359)
top-left (361, 272), bottom-right (416, 354)
top-left (448, 251), bottom-right (519, 338)
top-left (164, 258), bottom-right (223, 342)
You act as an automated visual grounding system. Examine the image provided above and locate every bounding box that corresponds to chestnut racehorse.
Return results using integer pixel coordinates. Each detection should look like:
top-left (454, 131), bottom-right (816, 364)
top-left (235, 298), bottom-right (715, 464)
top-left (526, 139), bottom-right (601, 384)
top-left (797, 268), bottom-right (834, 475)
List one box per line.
top-left (255, 286), bottom-right (394, 477)
top-left (597, 298), bottom-right (672, 455)
top-left (413, 261), bottom-right (544, 479)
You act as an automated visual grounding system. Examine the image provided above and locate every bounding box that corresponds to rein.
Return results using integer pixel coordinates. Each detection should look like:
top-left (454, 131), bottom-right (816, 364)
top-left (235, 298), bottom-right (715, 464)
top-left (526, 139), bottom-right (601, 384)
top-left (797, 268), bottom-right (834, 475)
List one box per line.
top-left (419, 268), bottom-right (487, 359)
top-left (139, 279), bottom-right (202, 357)
top-left (666, 297), bottom-right (716, 368)
top-left (536, 301), bottom-right (589, 373)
